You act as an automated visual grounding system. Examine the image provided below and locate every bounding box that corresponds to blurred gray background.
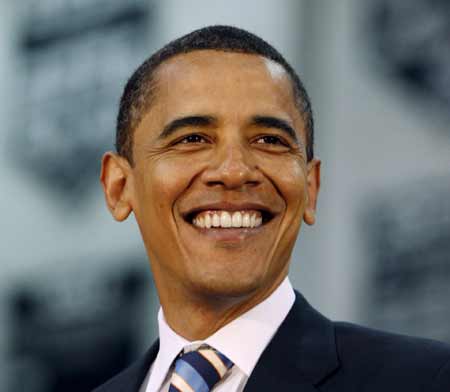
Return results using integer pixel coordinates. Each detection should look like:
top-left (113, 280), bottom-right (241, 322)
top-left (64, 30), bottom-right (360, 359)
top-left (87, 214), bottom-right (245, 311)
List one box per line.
top-left (1, 0), bottom-right (449, 390)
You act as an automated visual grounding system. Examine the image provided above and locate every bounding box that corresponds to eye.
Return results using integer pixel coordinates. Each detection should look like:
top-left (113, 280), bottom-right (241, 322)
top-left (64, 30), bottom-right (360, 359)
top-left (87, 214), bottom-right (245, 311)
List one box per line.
top-left (255, 135), bottom-right (288, 146)
top-left (178, 134), bottom-right (208, 144)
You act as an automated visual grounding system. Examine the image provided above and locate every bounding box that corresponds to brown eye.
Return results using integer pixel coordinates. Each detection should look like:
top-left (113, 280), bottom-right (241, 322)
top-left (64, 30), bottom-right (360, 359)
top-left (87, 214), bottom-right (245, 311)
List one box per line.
top-left (180, 134), bottom-right (207, 144)
top-left (255, 135), bottom-right (287, 146)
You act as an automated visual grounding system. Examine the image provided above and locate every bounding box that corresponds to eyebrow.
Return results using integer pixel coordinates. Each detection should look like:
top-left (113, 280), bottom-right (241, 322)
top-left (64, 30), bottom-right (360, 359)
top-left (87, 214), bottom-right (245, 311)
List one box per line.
top-left (251, 115), bottom-right (299, 143)
top-left (158, 115), bottom-right (215, 139)
top-left (158, 114), bottom-right (300, 144)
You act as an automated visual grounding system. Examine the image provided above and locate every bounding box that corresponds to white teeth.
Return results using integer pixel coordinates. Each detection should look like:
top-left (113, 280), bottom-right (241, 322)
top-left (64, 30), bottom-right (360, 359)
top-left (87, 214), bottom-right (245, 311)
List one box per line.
top-left (204, 214), bottom-right (212, 228)
top-left (232, 212), bottom-right (242, 227)
top-left (220, 211), bottom-right (232, 227)
top-left (212, 213), bottom-right (220, 227)
top-left (192, 210), bottom-right (265, 229)
top-left (242, 213), bottom-right (250, 228)
top-left (250, 214), bottom-right (256, 228)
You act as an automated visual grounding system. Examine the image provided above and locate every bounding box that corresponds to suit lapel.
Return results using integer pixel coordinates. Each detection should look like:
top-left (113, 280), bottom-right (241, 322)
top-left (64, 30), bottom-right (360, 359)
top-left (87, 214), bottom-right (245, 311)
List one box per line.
top-left (95, 339), bottom-right (159, 392)
top-left (244, 291), bottom-right (339, 391)
top-left (96, 291), bottom-right (339, 392)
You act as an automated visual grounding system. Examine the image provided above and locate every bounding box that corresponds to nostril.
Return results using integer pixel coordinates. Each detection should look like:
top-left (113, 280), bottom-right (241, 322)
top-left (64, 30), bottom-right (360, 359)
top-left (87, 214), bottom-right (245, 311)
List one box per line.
top-left (205, 180), bottom-right (260, 189)
top-left (205, 180), bottom-right (226, 187)
top-left (201, 157), bottom-right (261, 189)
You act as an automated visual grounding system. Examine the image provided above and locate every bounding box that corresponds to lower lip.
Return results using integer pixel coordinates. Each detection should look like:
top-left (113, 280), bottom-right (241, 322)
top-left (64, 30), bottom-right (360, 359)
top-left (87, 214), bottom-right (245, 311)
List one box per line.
top-left (188, 223), bottom-right (267, 242)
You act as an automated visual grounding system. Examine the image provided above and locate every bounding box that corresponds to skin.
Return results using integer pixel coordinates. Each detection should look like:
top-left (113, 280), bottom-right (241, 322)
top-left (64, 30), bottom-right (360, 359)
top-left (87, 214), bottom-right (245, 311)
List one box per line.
top-left (101, 50), bottom-right (321, 340)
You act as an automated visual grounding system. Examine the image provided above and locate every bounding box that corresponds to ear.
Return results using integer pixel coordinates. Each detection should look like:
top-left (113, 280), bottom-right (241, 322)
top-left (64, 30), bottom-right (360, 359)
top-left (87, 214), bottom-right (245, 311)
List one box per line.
top-left (100, 152), bottom-right (133, 221)
top-left (303, 158), bottom-right (321, 226)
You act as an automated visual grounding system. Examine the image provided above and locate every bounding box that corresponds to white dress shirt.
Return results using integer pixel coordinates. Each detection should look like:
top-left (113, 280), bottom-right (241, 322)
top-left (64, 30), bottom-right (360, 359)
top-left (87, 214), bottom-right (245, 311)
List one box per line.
top-left (140, 277), bottom-right (295, 392)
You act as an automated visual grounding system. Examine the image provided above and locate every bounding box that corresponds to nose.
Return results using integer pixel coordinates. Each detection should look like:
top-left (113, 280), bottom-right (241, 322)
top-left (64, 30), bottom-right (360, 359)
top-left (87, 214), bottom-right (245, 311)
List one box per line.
top-left (201, 142), bottom-right (262, 190)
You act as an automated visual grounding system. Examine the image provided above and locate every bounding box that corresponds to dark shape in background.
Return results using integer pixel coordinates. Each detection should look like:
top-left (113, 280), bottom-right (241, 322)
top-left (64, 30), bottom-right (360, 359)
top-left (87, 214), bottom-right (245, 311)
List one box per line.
top-left (363, 175), bottom-right (450, 342)
top-left (362, 0), bottom-right (450, 341)
top-left (2, 2), bottom-right (158, 390)
top-left (11, 0), bottom-right (153, 202)
top-left (367, 0), bottom-right (450, 118)
top-left (6, 256), bottom-right (154, 392)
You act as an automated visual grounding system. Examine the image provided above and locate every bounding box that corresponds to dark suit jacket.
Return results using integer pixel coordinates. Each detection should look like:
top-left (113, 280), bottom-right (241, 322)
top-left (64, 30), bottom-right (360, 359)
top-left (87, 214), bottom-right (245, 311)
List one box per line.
top-left (93, 291), bottom-right (450, 391)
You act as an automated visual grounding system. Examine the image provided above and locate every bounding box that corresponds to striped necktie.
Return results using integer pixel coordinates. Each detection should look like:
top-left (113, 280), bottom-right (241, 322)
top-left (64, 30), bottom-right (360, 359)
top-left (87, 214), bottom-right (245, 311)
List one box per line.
top-left (169, 345), bottom-right (234, 392)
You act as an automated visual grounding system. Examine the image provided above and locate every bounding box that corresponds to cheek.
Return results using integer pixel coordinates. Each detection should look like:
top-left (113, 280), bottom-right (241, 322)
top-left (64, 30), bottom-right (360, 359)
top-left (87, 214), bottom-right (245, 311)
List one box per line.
top-left (134, 157), bottom-right (199, 261)
top-left (259, 156), bottom-right (307, 208)
top-left (140, 156), bottom-right (198, 215)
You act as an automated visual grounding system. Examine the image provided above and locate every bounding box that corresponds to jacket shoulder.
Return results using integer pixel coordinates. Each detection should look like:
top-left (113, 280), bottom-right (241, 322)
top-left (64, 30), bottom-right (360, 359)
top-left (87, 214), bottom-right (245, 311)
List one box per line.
top-left (92, 340), bottom-right (159, 392)
top-left (92, 359), bottom-right (146, 392)
top-left (330, 321), bottom-right (450, 391)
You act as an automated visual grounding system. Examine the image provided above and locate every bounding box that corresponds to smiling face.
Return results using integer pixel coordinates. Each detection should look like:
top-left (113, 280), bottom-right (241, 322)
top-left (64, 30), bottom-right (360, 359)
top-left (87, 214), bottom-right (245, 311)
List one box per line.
top-left (102, 50), bottom-right (320, 306)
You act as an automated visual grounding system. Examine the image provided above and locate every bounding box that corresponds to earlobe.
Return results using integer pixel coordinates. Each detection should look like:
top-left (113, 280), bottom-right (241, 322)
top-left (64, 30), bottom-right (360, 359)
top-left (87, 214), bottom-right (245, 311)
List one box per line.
top-left (303, 158), bottom-right (321, 226)
top-left (100, 152), bottom-right (133, 221)
top-left (304, 209), bottom-right (316, 226)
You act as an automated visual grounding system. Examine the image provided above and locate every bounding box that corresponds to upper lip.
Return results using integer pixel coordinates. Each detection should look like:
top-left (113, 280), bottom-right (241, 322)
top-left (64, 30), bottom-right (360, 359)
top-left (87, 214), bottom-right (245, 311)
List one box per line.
top-left (181, 201), bottom-right (277, 221)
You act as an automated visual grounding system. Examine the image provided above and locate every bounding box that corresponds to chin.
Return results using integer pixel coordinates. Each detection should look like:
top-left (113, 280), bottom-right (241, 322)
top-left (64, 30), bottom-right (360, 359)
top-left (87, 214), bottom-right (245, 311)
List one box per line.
top-left (187, 272), bottom-right (265, 300)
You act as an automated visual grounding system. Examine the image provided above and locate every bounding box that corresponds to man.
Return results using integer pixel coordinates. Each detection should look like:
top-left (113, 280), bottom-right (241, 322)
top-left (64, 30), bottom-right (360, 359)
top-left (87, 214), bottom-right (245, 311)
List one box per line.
top-left (96, 26), bottom-right (450, 391)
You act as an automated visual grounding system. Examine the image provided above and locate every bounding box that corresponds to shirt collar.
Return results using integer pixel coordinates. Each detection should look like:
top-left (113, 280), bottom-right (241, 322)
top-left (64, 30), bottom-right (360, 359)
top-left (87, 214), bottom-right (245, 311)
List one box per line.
top-left (146, 308), bottom-right (191, 391)
top-left (150, 276), bottom-right (295, 389)
top-left (205, 277), bottom-right (295, 376)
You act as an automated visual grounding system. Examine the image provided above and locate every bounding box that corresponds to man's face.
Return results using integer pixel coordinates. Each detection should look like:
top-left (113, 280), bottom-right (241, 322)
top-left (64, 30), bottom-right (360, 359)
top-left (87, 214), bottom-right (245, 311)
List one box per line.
top-left (124, 51), bottom-right (319, 301)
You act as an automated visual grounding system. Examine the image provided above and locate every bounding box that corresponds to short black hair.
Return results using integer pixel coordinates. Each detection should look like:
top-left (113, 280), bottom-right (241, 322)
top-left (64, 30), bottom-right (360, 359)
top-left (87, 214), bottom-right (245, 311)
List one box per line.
top-left (116, 25), bottom-right (314, 164)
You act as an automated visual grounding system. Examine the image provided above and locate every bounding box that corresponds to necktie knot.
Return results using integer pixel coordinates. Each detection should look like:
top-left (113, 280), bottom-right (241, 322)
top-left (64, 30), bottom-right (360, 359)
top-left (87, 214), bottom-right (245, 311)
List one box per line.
top-left (169, 345), bottom-right (234, 392)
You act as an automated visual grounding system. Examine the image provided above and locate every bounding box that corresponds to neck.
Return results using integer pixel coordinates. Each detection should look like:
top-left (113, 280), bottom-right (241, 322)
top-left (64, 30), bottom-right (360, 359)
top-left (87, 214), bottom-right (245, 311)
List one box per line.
top-left (157, 273), bottom-right (287, 341)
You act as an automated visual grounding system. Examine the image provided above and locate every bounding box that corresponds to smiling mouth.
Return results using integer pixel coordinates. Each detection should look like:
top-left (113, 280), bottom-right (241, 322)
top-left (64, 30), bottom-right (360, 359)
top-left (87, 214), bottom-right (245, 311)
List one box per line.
top-left (184, 209), bottom-right (274, 229)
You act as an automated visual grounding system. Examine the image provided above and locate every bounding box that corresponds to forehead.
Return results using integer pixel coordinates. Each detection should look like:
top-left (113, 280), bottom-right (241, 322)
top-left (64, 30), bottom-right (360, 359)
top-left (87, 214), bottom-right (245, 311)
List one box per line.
top-left (156, 50), bottom-right (288, 83)
top-left (151, 50), bottom-right (300, 119)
